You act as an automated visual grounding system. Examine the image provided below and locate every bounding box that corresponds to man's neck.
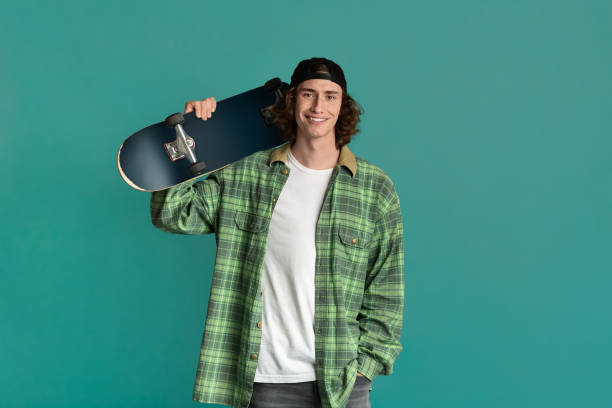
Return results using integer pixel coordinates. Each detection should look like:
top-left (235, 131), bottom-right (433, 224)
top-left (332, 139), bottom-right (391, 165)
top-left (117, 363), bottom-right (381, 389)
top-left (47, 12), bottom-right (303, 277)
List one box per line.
top-left (290, 134), bottom-right (340, 170)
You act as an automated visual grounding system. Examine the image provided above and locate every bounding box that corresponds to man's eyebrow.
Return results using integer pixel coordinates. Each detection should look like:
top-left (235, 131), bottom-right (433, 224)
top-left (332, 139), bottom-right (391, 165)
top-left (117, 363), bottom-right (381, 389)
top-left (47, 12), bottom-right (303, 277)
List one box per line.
top-left (300, 88), bottom-right (340, 95)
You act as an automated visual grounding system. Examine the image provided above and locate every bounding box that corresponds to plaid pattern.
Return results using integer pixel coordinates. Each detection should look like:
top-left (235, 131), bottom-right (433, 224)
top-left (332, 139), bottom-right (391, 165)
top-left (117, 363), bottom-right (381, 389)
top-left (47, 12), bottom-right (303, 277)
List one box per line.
top-left (150, 142), bottom-right (404, 408)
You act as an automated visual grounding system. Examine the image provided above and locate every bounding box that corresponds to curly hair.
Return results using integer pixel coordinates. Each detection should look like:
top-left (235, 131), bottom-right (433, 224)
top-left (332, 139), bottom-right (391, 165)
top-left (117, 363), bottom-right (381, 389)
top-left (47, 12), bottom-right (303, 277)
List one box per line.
top-left (270, 85), bottom-right (363, 149)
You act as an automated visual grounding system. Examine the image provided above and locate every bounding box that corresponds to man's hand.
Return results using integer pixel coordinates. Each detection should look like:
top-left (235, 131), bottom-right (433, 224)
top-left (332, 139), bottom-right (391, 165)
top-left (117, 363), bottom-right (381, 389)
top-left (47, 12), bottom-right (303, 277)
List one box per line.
top-left (357, 372), bottom-right (364, 377)
top-left (184, 97), bottom-right (217, 120)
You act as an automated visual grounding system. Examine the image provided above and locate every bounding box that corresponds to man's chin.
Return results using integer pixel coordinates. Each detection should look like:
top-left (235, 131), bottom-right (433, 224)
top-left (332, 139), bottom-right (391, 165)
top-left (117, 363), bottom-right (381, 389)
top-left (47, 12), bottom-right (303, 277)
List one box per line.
top-left (296, 126), bottom-right (336, 142)
top-left (299, 132), bottom-right (329, 141)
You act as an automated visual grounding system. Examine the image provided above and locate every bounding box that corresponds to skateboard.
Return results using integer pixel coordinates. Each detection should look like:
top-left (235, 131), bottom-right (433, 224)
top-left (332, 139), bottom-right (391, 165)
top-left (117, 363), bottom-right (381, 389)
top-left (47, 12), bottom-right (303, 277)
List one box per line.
top-left (117, 78), bottom-right (288, 191)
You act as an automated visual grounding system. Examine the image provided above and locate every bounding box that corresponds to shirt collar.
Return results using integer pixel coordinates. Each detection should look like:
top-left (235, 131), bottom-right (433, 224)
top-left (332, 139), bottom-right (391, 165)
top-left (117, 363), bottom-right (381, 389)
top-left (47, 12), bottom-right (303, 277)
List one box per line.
top-left (268, 142), bottom-right (357, 178)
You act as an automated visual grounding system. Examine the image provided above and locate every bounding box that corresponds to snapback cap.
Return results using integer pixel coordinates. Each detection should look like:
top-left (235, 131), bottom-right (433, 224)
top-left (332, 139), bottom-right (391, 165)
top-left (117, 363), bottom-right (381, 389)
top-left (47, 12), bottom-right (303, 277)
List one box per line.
top-left (289, 57), bottom-right (347, 92)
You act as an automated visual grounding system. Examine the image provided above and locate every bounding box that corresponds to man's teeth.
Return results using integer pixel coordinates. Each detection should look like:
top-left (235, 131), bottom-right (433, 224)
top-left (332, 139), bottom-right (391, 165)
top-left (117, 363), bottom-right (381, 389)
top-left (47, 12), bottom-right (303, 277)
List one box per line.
top-left (308, 117), bottom-right (326, 122)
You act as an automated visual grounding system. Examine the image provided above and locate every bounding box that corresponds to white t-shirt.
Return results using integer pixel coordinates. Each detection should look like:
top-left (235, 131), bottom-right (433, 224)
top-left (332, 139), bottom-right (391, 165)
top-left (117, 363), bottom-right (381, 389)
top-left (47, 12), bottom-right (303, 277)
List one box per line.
top-left (254, 149), bottom-right (334, 383)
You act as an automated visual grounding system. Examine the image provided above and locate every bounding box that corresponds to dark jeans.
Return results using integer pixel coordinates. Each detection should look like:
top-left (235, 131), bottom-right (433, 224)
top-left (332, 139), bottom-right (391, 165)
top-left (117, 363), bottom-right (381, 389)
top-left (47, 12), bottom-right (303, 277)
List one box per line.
top-left (249, 376), bottom-right (371, 408)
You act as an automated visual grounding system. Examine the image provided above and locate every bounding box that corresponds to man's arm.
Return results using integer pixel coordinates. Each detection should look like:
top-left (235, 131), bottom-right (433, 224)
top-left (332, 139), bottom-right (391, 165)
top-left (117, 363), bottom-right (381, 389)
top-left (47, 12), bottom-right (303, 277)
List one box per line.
top-left (150, 170), bottom-right (223, 235)
top-left (150, 94), bottom-right (223, 234)
top-left (356, 188), bottom-right (404, 382)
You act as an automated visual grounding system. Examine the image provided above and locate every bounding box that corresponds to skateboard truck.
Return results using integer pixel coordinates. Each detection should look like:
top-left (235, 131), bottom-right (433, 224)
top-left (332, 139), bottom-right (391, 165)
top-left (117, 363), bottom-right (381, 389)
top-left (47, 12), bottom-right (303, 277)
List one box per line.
top-left (165, 113), bottom-right (207, 175)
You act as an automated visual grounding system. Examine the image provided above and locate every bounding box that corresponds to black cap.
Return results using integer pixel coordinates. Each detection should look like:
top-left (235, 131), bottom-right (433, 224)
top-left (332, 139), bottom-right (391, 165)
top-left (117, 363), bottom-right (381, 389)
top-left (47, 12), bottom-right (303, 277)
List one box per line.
top-left (289, 57), bottom-right (347, 92)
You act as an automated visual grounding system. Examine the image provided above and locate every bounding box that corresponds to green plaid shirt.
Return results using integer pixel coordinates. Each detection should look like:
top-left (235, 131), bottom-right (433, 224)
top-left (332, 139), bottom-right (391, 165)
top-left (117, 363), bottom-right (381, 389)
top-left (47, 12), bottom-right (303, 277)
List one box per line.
top-left (150, 142), bottom-right (404, 408)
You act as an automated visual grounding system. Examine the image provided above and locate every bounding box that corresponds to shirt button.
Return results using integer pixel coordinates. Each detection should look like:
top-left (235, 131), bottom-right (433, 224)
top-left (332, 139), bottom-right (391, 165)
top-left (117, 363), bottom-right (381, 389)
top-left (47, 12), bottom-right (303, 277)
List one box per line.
top-left (352, 238), bottom-right (358, 244)
top-left (281, 169), bottom-right (288, 175)
top-left (257, 321), bottom-right (262, 328)
top-left (249, 223), bottom-right (255, 229)
top-left (250, 353), bottom-right (258, 360)
top-left (272, 197), bottom-right (276, 203)
top-left (260, 291), bottom-right (263, 296)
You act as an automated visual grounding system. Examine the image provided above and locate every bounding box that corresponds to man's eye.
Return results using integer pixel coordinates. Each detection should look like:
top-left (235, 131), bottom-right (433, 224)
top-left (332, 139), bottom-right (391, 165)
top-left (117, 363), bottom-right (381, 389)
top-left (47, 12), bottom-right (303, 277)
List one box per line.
top-left (327, 95), bottom-right (336, 100)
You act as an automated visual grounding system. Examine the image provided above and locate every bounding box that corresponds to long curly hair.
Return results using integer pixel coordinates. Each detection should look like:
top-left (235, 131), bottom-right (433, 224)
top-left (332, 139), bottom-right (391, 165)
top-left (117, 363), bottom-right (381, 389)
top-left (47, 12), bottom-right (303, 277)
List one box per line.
top-left (270, 85), bottom-right (363, 149)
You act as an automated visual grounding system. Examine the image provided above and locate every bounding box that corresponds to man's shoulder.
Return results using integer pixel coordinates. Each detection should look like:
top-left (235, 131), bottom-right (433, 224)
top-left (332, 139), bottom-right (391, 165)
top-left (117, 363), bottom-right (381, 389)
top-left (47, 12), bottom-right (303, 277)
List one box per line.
top-left (354, 154), bottom-right (398, 199)
top-left (215, 145), bottom-right (279, 177)
top-left (352, 154), bottom-right (402, 222)
top-left (355, 155), bottom-right (389, 179)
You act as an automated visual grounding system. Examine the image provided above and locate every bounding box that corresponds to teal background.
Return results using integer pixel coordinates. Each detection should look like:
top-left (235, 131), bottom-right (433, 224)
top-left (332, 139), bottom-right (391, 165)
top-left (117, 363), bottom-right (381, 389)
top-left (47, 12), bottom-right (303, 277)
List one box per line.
top-left (1, 0), bottom-right (610, 406)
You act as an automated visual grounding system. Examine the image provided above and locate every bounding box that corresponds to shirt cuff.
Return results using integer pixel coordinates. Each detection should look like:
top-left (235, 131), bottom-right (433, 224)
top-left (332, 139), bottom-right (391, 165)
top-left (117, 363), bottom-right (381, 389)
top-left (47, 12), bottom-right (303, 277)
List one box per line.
top-left (357, 353), bottom-right (383, 382)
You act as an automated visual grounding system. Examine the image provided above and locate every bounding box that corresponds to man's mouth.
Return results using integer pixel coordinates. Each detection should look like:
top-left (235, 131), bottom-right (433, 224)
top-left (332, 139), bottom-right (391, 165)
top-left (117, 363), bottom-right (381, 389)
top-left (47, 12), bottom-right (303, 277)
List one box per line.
top-left (306, 116), bottom-right (327, 123)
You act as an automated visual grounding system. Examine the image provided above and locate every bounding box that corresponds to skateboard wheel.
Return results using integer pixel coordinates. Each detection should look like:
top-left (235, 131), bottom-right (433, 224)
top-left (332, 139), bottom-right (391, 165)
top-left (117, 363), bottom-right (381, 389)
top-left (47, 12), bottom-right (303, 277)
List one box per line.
top-left (189, 160), bottom-right (207, 175)
top-left (165, 112), bottom-right (185, 127)
top-left (264, 77), bottom-right (281, 91)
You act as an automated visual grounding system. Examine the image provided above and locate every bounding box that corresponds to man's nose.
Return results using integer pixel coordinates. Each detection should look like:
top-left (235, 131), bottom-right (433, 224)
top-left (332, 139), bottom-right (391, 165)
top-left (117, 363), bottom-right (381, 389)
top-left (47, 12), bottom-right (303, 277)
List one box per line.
top-left (311, 95), bottom-right (324, 112)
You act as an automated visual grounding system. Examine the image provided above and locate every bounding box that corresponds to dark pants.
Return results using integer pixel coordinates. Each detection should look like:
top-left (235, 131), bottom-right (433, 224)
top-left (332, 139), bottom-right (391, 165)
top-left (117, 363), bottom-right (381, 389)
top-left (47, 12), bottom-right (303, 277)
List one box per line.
top-left (249, 376), bottom-right (372, 408)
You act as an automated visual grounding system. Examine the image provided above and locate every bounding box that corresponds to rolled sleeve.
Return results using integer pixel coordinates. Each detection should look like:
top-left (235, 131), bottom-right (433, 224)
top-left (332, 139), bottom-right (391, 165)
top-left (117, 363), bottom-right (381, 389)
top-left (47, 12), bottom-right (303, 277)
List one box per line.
top-left (150, 170), bottom-right (223, 235)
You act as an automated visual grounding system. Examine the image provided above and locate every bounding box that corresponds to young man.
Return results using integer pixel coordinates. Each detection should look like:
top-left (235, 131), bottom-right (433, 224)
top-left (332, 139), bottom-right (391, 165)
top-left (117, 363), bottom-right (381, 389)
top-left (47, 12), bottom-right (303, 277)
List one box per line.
top-left (150, 58), bottom-right (404, 408)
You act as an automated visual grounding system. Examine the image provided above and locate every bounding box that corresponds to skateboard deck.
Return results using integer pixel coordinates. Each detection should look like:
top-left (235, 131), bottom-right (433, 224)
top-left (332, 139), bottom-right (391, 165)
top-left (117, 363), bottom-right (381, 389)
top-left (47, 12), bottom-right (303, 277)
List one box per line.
top-left (117, 78), bottom-right (288, 191)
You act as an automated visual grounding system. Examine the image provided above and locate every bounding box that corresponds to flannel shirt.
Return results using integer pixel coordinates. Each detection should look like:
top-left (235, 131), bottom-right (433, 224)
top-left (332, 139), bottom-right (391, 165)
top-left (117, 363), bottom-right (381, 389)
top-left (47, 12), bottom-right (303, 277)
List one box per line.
top-left (150, 141), bottom-right (404, 408)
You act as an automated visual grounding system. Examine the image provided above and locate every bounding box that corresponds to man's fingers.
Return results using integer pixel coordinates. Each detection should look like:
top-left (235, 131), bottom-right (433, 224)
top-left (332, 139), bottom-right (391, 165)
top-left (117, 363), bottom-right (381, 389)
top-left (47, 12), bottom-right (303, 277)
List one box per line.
top-left (204, 98), bottom-right (213, 119)
top-left (201, 100), bottom-right (208, 119)
top-left (184, 97), bottom-right (216, 120)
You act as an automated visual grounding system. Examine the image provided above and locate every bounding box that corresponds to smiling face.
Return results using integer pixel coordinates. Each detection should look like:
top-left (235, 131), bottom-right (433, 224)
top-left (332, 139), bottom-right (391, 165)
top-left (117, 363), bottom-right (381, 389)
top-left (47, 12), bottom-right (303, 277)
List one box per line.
top-left (294, 79), bottom-right (343, 143)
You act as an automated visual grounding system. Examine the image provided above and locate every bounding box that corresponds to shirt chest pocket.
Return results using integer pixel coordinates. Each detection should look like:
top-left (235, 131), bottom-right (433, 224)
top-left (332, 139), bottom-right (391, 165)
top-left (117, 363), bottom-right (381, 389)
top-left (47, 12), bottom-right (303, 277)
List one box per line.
top-left (234, 211), bottom-right (268, 233)
top-left (233, 211), bottom-right (269, 264)
top-left (338, 225), bottom-right (371, 248)
top-left (337, 225), bottom-right (372, 265)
